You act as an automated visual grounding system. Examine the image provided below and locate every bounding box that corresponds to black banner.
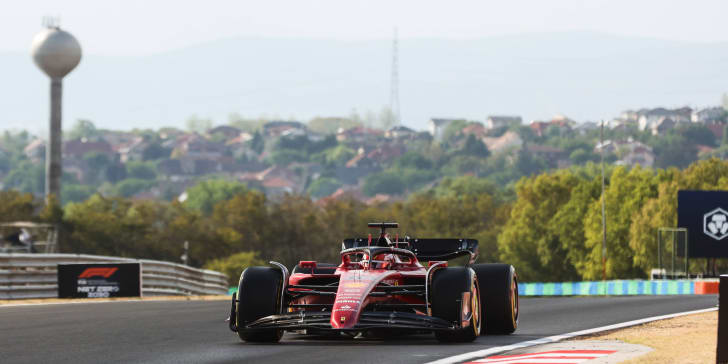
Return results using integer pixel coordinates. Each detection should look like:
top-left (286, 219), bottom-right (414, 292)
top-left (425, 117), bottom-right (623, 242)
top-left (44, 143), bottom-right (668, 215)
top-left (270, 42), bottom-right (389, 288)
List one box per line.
top-left (58, 263), bottom-right (141, 298)
top-left (677, 190), bottom-right (728, 258)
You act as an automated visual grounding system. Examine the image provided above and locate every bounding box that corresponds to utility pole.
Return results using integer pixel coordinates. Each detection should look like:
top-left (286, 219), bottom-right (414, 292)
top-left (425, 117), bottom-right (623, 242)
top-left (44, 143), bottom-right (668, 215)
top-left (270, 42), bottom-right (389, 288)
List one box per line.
top-left (600, 120), bottom-right (608, 292)
top-left (389, 27), bottom-right (400, 126)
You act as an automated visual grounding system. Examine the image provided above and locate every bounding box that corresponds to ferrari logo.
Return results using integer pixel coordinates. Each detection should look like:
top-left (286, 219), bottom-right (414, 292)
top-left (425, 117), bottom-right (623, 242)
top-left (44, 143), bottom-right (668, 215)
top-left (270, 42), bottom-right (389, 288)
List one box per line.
top-left (341, 316), bottom-right (346, 322)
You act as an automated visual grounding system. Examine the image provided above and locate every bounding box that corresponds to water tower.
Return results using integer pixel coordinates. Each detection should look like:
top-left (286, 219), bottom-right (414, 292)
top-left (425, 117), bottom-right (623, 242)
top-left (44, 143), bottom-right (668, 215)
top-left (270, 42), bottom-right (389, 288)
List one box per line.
top-left (31, 19), bottom-right (82, 201)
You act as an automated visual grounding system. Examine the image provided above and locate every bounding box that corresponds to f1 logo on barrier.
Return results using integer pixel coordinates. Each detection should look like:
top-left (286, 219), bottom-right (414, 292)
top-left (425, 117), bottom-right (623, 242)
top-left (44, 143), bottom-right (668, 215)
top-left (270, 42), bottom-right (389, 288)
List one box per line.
top-left (704, 207), bottom-right (728, 240)
top-left (78, 267), bottom-right (118, 279)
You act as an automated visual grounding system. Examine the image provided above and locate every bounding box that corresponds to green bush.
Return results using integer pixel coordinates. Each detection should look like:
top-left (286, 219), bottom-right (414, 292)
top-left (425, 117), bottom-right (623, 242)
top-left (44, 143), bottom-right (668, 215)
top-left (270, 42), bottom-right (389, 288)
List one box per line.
top-left (204, 251), bottom-right (265, 286)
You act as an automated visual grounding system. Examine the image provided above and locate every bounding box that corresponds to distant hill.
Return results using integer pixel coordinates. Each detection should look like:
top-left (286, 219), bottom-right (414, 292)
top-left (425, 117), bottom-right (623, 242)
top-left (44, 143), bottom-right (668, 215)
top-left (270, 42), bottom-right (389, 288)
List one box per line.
top-left (3, 31), bottom-right (728, 132)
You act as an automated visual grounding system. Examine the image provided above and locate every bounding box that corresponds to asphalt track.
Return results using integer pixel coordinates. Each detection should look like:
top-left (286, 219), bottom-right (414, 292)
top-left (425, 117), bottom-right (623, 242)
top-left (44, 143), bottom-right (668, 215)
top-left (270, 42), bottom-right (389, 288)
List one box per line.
top-left (0, 295), bottom-right (717, 364)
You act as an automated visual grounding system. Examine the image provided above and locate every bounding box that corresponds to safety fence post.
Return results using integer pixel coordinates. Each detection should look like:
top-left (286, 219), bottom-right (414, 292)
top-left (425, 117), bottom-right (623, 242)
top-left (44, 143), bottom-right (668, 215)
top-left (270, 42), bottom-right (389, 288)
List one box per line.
top-left (719, 275), bottom-right (727, 364)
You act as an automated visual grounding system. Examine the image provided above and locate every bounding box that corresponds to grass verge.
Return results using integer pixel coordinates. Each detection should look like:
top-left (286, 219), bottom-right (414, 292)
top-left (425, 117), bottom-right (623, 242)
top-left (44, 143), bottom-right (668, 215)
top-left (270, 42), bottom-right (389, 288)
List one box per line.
top-left (573, 310), bottom-right (718, 364)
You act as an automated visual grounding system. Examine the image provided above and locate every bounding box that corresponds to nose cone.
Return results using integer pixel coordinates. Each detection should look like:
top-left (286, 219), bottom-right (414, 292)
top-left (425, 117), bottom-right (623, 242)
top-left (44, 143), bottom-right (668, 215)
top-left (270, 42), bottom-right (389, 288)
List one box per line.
top-left (31, 27), bottom-right (82, 79)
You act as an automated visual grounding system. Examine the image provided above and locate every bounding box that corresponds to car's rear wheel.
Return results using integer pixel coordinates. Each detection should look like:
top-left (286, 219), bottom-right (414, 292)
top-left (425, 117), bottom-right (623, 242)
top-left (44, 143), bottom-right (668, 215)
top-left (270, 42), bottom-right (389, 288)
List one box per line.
top-left (236, 266), bottom-right (284, 342)
top-left (431, 267), bottom-right (481, 342)
top-left (472, 263), bottom-right (518, 334)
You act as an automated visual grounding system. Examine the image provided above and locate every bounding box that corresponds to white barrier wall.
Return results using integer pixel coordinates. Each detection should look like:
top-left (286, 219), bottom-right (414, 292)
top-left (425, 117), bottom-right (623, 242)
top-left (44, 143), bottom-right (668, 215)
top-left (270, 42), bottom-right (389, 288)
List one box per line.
top-left (0, 253), bottom-right (228, 299)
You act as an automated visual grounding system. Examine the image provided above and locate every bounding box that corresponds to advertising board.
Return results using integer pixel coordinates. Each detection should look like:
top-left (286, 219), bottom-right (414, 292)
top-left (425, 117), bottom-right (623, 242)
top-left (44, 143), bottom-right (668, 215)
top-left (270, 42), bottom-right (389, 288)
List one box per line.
top-left (57, 263), bottom-right (141, 298)
top-left (677, 190), bottom-right (728, 258)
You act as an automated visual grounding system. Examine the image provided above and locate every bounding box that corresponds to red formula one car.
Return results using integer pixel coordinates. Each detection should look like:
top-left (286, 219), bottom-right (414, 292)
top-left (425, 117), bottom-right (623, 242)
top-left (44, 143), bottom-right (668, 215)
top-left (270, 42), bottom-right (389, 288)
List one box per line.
top-left (228, 223), bottom-right (518, 343)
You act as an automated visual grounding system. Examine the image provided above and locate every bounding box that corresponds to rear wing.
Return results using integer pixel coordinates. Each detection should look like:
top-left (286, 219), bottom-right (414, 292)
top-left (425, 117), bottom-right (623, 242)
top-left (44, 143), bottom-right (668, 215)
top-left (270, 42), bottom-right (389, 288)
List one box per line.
top-left (342, 238), bottom-right (478, 262)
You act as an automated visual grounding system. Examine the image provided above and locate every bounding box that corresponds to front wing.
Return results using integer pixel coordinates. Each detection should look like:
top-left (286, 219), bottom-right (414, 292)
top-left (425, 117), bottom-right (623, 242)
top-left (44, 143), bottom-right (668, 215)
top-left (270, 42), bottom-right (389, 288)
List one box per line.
top-left (238, 311), bottom-right (455, 332)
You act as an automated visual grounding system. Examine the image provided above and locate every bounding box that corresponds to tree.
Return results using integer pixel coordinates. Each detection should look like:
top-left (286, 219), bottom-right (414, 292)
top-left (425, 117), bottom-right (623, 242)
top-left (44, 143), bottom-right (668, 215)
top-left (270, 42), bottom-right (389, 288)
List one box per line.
top-left (308, 117), bottom-right (361, 134)
top-left (68, 119), bottom-right (99, 140)
top-left (441, 120), bottom-right (468, 145)
top-left (652, 135), bottom-right (697, 168)
top-left (114, 178), bottom-right (154, 197)
top-left (582, 166), bottom-right (657, 279)
top-left (460, 134), bottom-right (490, 158)
top-left (126, 161), bottom-right (157, 180)
top-left (62, 184), bottom-right (96, 205)
top-left (430, 176), bottom-right (498, 199)
top-left (250, 131), bottom-right (265, 154)
top-left (569, 149), bottom-right (598, 164)
top-left (307, 177), bottom-right (342, 198)
top-left (142, 142), bottom-right (171, 161)
top-left (4, 161), bottom-right (45, 195)
top-left (497, 171), bottom-right (582, 281)
top-left (394, 151), bottom-right (434, 170)
top-left (204, 251), bottom-right (265, 286)
top-left (184, 179), bottom-right (249, 215)
top-left (185, 115), bottom-right (212, 133)
top-left (83, 152), bottom-right (112, 184)
top-left (0, 190), bottom-right (38, 222)
top-left (679, 124), bottom-right (717, 147)
top-left (362, 172), bottom-right (405, 197)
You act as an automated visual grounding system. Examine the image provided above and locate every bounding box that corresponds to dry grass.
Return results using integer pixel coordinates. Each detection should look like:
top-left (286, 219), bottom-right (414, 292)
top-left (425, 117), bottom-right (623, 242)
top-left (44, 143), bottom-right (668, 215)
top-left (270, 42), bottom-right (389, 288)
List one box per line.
top-left (0, 294), bottom-right (230, 305)
top-left (573, 311), bottom-right (718, 364)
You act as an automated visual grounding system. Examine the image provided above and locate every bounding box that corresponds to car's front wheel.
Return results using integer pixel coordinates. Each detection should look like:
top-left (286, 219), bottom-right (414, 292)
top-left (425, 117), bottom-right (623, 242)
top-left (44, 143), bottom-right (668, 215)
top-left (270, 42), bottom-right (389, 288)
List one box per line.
top-left (235, 266), bottom-right (284, 342)
top-left (430, 267), bottom-right (481, 342)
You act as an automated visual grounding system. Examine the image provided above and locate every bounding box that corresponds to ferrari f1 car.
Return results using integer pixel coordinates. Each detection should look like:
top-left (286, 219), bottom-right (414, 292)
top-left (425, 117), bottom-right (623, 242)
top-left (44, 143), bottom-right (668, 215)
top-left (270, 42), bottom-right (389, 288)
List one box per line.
top-left (228, 223), bottom-right (518, 343)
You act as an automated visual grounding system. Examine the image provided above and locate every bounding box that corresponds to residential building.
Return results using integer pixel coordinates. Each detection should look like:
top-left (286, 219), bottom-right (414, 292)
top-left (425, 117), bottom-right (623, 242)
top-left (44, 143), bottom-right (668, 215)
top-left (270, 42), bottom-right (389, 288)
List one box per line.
top-left (262, 121), bottom-right (307, 138)
top-left (63, 139), bottom-right (115, 160)
top-left (208, 125), bottom-right (242, 140)
top-left (485, 116), bottom-right (522, 130)
top-left (482, 131), bottom-right (523, 154)
top-left (428, 118), bottom-right (459, 141)
top-left (528, 115), bottom-right (574, 137)
top-left (385, 125), bottom-right (416, 139)
top-left (692, 107), bottom-right (724, 124)
top-left (461, 123), bottom-right (487, 139)
top-left (650, 117), bottom-right (675, 135)
top-left (595, 138), bottom-right (655, 167)
top-left (23, 139), bottom-right (45, 162)
top-left (637, 107), bottom-right (691, 131)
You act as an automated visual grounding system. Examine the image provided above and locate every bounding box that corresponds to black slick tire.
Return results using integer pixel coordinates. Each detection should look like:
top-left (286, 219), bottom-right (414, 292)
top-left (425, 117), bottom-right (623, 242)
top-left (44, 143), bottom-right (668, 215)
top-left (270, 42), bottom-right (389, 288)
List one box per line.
top-left (430, 267), bottom-right (481, 343)
top-left (471, 263), bottom-right (518, 335)
top-left (236, 266), bottom-right (284, 342)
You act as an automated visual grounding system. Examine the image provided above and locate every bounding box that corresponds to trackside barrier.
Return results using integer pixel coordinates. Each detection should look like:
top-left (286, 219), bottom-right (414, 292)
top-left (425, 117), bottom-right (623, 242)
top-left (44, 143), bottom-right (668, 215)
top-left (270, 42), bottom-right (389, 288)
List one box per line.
top-left (226, 279), bottom-right (710, 296)
top-left (517, 280), bottom-right (710, 296)
top-left (718, 275), bottom-right (727, 364)
top-left (0, 253), bottom-right (228, 299)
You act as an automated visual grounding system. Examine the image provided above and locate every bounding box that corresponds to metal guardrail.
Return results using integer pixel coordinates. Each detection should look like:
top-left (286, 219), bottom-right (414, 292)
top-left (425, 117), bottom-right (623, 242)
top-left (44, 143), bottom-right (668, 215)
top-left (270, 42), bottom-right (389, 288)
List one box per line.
top-left (0, 253), bottom-right (228, 299)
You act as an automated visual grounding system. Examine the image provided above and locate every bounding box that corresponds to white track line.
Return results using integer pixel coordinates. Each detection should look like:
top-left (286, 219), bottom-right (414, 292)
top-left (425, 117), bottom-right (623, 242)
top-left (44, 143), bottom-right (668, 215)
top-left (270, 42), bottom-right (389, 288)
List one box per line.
top-left (0, 297), bottom-right (227, 308)
top-left (425, 307), bottom-right (718, 364)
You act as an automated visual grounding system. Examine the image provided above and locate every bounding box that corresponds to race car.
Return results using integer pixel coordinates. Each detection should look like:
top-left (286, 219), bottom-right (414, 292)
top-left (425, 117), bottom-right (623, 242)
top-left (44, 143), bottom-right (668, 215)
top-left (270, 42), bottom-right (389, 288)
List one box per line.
top-left (227, 222), bottom-right (518, 343)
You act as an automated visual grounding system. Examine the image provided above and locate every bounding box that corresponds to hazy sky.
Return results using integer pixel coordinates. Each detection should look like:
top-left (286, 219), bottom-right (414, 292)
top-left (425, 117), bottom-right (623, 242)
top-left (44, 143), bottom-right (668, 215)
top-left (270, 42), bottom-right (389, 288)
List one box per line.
top-left (4, 0), bottom-right (728, 56)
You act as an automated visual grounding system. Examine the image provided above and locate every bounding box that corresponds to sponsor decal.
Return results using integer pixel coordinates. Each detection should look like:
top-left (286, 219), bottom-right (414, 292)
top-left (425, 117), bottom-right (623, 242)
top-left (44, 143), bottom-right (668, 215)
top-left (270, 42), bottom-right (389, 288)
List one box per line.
top-left (335, 299), bottom-right (360, 304)
top-left (78, 267), bottom-right (118, 279)
top-left (341, 316), bottom-right (346, 322)
top-left (704, 207), bottom-right (728, 240)
top-left (343, 282), bottom-right (367, 288)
